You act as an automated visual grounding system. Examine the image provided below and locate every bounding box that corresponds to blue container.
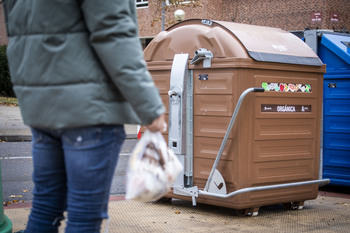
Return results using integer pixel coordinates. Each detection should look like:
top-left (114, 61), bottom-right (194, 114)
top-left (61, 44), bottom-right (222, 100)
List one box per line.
top-left (319, 32), bottom-right (350, 187)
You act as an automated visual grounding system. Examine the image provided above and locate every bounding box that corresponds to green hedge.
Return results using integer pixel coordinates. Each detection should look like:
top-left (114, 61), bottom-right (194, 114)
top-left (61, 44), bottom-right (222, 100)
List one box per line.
top-left (0, 45), bottom-right (15, 97)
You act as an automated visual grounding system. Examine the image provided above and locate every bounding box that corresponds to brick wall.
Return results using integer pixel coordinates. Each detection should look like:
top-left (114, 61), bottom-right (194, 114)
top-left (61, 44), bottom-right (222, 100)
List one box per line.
top-left (0, 4), bottom-right (8, 45)
top-left (221, 0), bottom-right (350, 31)
top-left (1, 1), bottom-right (349, 45)
top-left (137, 0), bottom-right (225, 37)
top-left (138, 0), bottom-right (350, 37)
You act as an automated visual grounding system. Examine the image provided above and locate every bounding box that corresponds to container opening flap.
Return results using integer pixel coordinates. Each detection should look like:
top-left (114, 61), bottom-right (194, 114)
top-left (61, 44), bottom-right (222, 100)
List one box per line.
top-left (321, 33), bottom-right (350, 65)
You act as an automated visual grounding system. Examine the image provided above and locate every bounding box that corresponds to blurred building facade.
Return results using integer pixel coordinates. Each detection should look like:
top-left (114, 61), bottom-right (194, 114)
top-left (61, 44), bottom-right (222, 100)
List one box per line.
top-left (1, 0), bottom-right (349, 46)
top-left (0, 3), bottom-right (7, 45)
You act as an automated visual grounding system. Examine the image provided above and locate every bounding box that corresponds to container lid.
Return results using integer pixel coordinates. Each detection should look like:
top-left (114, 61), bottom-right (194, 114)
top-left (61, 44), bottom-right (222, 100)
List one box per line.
top-left (216, 20), bottom-right (323, 66)
top-left (320, 33), bottom-right (350, 65)
top-left (145, 19), bottom-right (323, 66)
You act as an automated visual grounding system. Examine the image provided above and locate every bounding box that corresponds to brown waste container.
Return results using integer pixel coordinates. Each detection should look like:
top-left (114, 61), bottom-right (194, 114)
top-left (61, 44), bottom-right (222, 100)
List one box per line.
top-left (143, 19), bottom-right (329, 216)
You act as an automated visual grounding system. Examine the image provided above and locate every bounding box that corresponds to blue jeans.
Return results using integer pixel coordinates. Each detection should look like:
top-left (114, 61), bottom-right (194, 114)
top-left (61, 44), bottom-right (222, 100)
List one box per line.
top-left (25, 125), bottom-right (126, 233)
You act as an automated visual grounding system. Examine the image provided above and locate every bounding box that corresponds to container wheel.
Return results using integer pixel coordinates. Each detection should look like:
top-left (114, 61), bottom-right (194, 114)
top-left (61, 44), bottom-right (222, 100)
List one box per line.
top-left (236, 207), bottom-right (259, 217)
top-left (283, 201), bottom-right (305, 210)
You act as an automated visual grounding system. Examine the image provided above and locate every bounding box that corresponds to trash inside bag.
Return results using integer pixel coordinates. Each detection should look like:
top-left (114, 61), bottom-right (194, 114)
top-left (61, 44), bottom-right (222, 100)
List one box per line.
top-left (125, 130), bottom-right (183, 202)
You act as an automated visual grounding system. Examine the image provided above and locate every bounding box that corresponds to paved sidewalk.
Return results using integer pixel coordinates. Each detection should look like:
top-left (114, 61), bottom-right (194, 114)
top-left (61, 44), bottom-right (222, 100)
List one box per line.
top-left (0, 105), bottom-right (31, 142)
top-left (4, 193), bottom-right (350, 233)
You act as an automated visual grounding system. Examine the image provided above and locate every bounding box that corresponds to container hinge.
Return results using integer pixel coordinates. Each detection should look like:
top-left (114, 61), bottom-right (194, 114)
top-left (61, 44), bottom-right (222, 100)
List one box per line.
top-left (173, 186), bottom-right (198, 206)
top-left (190, 48), bottom-right (213, 68)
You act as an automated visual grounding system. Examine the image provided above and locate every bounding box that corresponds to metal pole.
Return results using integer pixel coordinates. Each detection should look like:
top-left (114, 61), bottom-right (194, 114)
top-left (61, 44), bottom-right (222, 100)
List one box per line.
top-left (203, 87), bottom-right (260, 192)
top-left (0, 160), bottom-right (12, 233)
top-left (161, 1), bottom-right (165, 31)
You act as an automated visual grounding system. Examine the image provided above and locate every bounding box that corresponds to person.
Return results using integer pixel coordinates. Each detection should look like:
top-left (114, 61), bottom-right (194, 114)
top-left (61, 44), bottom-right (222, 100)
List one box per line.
top-left (3, 0), bottom-right (166, 232)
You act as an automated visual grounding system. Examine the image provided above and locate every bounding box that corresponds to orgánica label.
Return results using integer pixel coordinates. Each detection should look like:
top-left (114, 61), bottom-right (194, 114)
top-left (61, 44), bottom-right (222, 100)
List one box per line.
top-left (261, 104), bottom-right (312, 113)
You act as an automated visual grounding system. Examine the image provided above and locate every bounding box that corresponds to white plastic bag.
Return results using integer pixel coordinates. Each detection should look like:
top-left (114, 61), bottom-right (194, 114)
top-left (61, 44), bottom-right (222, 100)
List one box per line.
top-left (125, 130), bottom-right (183, 202)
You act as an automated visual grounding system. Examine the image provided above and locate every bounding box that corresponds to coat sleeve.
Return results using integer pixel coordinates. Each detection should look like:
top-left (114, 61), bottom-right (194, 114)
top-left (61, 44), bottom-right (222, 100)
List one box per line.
top-left (79, 0), bottom-right (165, 125)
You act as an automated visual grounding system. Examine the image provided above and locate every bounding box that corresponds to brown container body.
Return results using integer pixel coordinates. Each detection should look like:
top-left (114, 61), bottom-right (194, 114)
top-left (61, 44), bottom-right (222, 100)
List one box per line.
top-left (144, 20), bottom-right (325, 210)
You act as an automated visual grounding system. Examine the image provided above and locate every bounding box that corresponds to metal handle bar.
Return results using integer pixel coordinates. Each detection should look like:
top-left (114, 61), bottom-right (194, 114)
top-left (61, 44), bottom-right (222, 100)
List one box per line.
top-left (203, 87), bottom-right (264, 192)
top-left (200, 179), bottom-right (330, 198)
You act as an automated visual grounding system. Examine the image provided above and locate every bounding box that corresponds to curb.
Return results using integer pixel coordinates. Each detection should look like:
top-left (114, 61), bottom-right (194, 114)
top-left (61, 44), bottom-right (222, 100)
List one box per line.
top-left (126, 134), bottom-right (138, 140)
top-left (0, 134), bottom-right (137, 142)
top-left (0, 136), bottom-right (32, 142)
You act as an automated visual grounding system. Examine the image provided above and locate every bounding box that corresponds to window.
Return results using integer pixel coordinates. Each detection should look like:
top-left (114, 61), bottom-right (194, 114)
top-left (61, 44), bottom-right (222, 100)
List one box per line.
top-left (136, 0), bottom-right (148, 8)
top-left (166, 0), bottom-right (191, 5)
top-left (135, 0), bottom-right (191, 9)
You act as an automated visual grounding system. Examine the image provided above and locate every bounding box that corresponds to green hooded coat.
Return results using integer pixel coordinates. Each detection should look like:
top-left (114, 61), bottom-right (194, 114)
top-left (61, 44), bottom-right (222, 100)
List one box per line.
top-left (3, 0), bottom-right (165, 129)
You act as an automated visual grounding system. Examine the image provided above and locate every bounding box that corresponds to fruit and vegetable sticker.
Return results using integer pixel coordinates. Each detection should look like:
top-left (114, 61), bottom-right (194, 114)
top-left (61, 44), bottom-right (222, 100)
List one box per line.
top-left (261, 82), bottom-right (311, 93)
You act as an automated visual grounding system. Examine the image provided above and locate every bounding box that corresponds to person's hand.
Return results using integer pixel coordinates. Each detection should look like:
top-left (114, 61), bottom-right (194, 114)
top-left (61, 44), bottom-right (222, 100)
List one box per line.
top-left (146, 114), bottom-right (167, 132)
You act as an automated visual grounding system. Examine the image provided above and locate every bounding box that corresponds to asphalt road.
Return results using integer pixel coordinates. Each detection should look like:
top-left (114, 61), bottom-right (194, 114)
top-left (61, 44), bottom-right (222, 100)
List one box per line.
top-left (0, 139), bottom-right (137, 203)
top-left (2, 139), bottom-right (349, 205)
